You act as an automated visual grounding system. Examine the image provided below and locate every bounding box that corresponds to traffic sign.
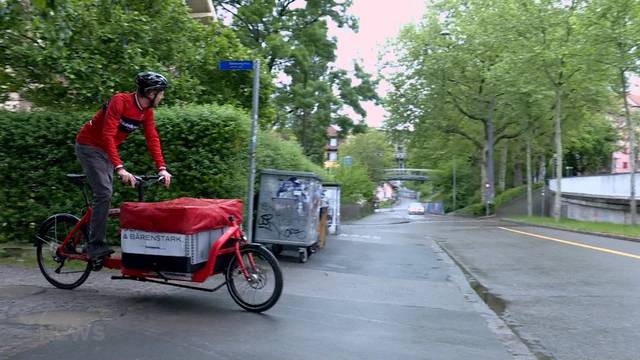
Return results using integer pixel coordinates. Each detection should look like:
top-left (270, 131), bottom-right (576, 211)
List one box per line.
top-left (218, 60), bottom-right (254, 70)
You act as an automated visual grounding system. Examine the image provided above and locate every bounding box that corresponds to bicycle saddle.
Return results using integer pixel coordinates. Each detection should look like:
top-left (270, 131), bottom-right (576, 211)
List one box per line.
top-left (66, 173), bottom-right (87, 184)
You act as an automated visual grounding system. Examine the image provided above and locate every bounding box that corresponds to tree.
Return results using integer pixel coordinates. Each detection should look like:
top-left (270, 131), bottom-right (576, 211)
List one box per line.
top-left (507, 0), bottom-right (612, 220)
top-left (387, 2), bottom-right (526, 212)
top-left (214, 0), bottom-right (379, 162)
top-left (0, 0), bottom-right (273, 116)
top-left (581, 0), bottom-right (640, 223)
top-left (385, 0), bottom-right (615, 215)
top-left (333, 164), bottom-right (374, 203)
top-left (339, 131), bottom-right (394, 182)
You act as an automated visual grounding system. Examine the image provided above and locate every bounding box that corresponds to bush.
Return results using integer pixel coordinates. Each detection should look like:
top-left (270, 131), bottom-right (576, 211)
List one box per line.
top-left (494, 184), bottom-right (541, 207)
top-left (256, 131), bottom-right (329, 179)
top-left (455, 202), bottom-right (495, 216)
top-left (455, 183), bottom-right (542, 216)
top-left (0, 105), bottom-right (321, 243)
top-left (333, 164), bottom-right (374, 203)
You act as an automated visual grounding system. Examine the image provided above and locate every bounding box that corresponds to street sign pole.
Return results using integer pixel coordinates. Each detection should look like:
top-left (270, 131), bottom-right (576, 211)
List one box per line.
top-left (218, 59), bottom-right (260, 242)
top-left (246, 59), bottom-right (260, 243)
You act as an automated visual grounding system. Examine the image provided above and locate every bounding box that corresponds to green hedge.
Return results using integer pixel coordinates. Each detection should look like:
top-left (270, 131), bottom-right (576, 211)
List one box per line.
top-left (0, 105), bottom-right (324, 243)
top-left (333, 164), bottom-right (374, 203)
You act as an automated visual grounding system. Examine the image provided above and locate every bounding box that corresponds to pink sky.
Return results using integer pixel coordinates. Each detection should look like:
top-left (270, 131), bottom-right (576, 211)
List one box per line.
top-left (329, 0), bottom-right (427, 128)
top-left (329, 3), bottom-right (640, 128)
top-left (631, 74), bottom-right (640, 94)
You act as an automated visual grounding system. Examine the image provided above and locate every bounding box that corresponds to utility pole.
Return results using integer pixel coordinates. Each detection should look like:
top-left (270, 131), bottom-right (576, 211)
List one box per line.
top-left (218, 59), bottom-right (260, 241)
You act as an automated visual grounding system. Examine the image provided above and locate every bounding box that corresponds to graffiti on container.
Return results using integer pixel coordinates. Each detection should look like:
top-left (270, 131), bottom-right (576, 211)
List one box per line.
top-left (258, 213), bottom-right (275, 232)
top-left (283, 228), bottom-right (305, 239)
top-left (276, 177), bottom-right (308, 200)
top-left (276, 177), bottom-right (310, 216)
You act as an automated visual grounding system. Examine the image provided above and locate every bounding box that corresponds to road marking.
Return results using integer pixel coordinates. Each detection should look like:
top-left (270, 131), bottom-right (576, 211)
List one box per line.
top-left (499, 227), bottom-right (640, 260)
top-left (338, 234), bottom-right (381, 240)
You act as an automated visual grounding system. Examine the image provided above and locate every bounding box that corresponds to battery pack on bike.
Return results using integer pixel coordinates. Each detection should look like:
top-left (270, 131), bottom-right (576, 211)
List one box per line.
top-left (120, 197), bottom-right (243, 273)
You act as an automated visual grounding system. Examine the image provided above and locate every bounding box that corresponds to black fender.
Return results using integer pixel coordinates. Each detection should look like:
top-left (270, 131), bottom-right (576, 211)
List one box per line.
top-left (34, 213), bottom-right (81, 246)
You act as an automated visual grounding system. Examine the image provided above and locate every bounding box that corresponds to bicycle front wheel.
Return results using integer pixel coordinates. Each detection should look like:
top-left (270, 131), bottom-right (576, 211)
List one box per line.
top-left (36, 214), bottom-right (92, 290)
top-left (226, 245), bottom-right (283, 313)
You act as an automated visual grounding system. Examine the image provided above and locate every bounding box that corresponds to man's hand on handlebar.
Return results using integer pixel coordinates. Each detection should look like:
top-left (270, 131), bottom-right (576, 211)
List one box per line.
top-left (158, 169), bottom-right (172, 188)
top-left (117, 168), bottom-right (137, 188)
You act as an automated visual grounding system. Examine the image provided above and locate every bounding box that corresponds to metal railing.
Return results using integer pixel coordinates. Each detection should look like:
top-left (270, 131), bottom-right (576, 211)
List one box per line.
top-left (382, 168), bottom-right (436, 181)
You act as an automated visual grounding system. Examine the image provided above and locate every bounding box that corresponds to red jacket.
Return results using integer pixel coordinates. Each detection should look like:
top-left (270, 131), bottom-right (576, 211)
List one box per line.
top-left (76, 92), bottom-right (165, 169)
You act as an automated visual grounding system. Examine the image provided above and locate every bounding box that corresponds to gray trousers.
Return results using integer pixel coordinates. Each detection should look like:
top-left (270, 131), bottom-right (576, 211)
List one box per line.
top-left (75, 143), bottom-right (114, 246)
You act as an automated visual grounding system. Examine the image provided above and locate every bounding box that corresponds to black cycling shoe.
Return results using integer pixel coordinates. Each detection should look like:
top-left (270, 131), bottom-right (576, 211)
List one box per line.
top-left (87, 245), bottom-right (114, 260)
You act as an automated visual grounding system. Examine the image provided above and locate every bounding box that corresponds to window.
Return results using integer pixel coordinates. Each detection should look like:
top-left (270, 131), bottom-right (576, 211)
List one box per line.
top-left (623, 162), bottom-right (628, 169)
top-left (329, 138), bottom-right (337, 147)
top-left (328, 151), bottom-right (337, 161)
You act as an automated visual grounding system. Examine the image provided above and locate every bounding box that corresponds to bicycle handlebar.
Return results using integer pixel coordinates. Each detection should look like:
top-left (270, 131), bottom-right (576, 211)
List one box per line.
top-left (133, 174), bottom-right (165, 184)
top-left (131, 175), bottom-right (167, 202)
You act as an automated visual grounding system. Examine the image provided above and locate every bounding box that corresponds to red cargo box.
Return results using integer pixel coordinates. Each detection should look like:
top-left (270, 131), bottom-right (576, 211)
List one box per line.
top-left (120, 197), bottom-right (243, 234)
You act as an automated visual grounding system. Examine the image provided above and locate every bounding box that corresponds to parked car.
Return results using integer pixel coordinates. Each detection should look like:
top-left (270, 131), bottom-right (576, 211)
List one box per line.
top-left (408, 202), bottom-right (425, 215)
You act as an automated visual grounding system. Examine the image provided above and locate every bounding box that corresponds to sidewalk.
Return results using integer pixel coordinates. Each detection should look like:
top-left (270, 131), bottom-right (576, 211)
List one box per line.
top-left (343, 210), bottom-right (411, 225)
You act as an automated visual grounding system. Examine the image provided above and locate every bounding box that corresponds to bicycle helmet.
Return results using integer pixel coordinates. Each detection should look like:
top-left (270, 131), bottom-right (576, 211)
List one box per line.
top-left (135, 71), bottom-right (168, 95)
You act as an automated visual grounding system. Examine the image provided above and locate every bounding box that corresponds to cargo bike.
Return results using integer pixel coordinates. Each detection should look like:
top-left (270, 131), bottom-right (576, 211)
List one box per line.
top-left (35, 174), bottom-right (283, 313)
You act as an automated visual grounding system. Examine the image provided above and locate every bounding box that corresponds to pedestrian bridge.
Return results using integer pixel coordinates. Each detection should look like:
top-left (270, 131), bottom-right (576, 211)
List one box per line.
top-left (383, 168), bottom-right (436, 181)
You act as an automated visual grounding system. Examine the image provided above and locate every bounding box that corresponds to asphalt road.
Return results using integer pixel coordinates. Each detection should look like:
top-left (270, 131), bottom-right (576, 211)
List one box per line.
top-left (422, 214), bottom-right (640, 360)
top-left (0, 204), bottom-right (524, 360)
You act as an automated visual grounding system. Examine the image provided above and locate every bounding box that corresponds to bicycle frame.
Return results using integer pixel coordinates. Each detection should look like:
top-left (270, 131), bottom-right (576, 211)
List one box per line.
top-left (56, 207), bottom-right (256, 285)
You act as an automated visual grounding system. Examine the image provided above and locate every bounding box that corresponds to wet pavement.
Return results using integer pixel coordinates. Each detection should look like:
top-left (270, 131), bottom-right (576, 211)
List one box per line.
top-left (0, 204), bottom-right (528, 360)
top-left (426, 216), bottom-right (640, 360)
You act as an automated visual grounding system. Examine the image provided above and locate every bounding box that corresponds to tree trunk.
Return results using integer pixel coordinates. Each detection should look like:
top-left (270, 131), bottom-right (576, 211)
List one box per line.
top-left (621, 70), bottom-right (636, 224)
top-left (513, 161), bottom-right (523, 186)
top-left (539, 155), bottom-right (546, 184)
top-left (553, 88), bottom-right (563, 221)
top-left (526, 137), bottom-right (533, 216)
top-left (301, 109), bottom-right (309, 155)
top-left (485, 98), bottom-right (496, 215)
top-left (481, 152), bottom-right (487, 203)
top-left (498, 144), bottom-right (508, 193)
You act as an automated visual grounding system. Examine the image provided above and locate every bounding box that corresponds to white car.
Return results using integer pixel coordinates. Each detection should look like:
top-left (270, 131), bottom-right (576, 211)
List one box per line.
top-left (408, 202), bottom-right (425, 215)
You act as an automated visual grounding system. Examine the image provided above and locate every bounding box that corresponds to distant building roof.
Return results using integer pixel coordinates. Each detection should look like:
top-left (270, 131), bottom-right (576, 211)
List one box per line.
top-left (628, 93), bottom-right (640, 107)
top-left (326, 125), bottom-right (338, 137)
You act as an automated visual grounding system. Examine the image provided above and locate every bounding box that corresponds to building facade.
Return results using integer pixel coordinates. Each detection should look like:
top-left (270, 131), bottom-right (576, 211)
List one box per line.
top-left (324, 125), bottom-right (340, 168)
top-left (611, 93), bottom-right (640, 173)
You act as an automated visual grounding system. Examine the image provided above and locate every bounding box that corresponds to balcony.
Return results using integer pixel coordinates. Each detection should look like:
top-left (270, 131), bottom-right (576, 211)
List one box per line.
top-left (185, 0), bottom-right (216, 22)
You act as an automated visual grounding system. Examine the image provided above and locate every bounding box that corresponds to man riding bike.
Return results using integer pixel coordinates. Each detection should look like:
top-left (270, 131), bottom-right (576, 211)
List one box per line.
top-left (75, 71), bottom-right (173, 260)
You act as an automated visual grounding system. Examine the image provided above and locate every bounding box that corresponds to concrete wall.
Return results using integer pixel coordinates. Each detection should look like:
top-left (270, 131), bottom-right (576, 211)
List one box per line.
top-left (561, 195), bottom-right (632, 224)
top-left (548, 173), bottom-right (640, 198)
top-left (546, 173), bottom-right (640, 224)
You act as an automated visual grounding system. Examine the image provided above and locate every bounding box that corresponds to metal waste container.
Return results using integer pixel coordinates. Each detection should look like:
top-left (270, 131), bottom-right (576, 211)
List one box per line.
top-left (321, 183), bottom-right (341, 235)
top-left (254, 169), bottom-right (322, 263)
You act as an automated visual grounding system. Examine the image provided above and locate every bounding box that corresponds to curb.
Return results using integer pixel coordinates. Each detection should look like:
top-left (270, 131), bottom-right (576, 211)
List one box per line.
top-left (501, 219), bottom-right (640, 243)
top-left (432, 240), bottom-right (538, 360)
top-left (342, 220), bottom-right (411, 226)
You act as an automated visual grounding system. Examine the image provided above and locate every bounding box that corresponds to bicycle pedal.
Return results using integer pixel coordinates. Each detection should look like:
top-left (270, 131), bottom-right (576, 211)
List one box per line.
top-left (91, 259), bottom-right (104, 271)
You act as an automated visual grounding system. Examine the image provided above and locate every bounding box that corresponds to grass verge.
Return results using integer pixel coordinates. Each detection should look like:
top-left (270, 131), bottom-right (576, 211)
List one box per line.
top-left (0, 242), bottom-right (37, 267)
top-left (506, 216), bottom-right (640, 238)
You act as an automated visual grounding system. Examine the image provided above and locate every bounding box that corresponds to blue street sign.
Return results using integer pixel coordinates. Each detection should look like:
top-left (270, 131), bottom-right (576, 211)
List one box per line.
top-left (218, 60), bottom-right (254, 70)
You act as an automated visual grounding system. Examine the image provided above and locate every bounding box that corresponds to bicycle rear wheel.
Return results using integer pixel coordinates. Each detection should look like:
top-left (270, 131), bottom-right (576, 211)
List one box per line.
top-left (36, 214), bottom-right (92, 289)
top-left (226, 245), bottom-right (283, 313)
